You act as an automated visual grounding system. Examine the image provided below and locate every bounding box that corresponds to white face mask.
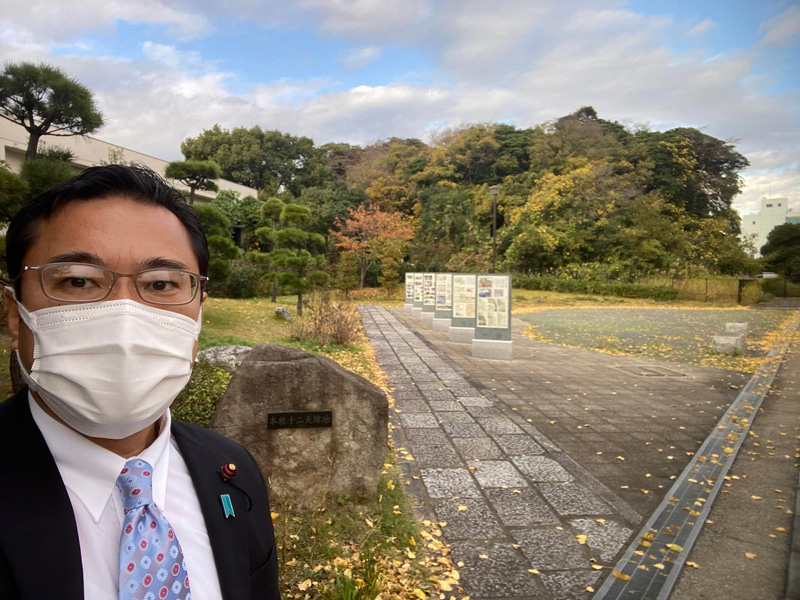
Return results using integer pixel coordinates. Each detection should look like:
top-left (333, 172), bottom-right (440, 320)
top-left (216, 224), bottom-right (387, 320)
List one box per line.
top-left (13, 294), bottom-right (202, 439)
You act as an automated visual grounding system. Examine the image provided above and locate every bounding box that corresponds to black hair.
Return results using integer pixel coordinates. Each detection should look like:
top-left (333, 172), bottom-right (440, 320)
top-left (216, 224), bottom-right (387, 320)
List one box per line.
top-left (6, 164), bottom-right (209, 299)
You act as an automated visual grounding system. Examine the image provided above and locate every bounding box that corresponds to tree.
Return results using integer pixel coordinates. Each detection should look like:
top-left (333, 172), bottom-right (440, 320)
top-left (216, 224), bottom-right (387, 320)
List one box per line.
top-left (165, 160), bottom-right (222, 204)
top-left (0, 62), bottom-right (104, 159)
top-left (193, 204), bottom-right (235, 293)
top-left (333, 205), bottom-right (414, 288)
top-left (334, 252), bottom-right (360, 298)
top-left (19, 145), bottom-right (75, 196)
top-left (181, 125), bottom-right (331, 195)
top-left (268, 203), bottom-right (328, 315)
top-left (0, 165), bottom-right (29, 223)
top-left (761, 223), bottom-right (800, 282)
top-left (297, 183), bottom-right (366, 240)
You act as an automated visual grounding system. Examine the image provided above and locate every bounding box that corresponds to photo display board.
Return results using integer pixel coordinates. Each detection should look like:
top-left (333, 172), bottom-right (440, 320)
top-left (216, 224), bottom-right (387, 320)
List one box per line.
top-left (404, 273), bottom-right (414, 303)
top-left (422, 273), bottom-right (436, 308)
top-left (413, 273), bottom-right (424, 305)
top-left (435, 273), bottom-right (452, 311)
top-left (477, 275), bottom-right (510, 330)
top-left (452, 274), bottom-right (476, 319)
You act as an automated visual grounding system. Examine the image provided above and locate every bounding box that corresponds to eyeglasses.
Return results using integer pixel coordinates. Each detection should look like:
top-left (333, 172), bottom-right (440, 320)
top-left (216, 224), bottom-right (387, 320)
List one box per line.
top-left (22, 263), bottom-right (208, 306)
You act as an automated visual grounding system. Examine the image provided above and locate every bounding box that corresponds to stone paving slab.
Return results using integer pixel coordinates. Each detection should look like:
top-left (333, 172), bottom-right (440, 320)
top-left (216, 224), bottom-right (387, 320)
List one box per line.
top-left (359, 305), bottom-right (643, 600)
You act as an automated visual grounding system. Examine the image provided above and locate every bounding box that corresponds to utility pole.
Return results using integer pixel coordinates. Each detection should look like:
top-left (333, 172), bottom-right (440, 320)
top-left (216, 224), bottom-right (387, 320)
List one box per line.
top-left (489, 185), bottom-right (500, 273)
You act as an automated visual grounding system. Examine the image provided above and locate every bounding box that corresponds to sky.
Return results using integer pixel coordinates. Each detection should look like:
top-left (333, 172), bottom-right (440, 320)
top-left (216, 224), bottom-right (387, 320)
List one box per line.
top-left (1, 0), bottom-right (798, 214)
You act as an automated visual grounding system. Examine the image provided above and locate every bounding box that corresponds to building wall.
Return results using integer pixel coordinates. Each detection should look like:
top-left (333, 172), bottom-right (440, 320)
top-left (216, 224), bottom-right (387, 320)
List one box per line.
top-left (740, 197), bottom-right (800, 256)
top-left (0, 119), bottom-right (256, 203)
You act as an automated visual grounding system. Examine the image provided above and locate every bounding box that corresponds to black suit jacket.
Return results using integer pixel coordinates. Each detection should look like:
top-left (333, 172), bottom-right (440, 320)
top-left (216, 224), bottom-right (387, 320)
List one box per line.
top-left (0, 388), bottom-right (281, 600)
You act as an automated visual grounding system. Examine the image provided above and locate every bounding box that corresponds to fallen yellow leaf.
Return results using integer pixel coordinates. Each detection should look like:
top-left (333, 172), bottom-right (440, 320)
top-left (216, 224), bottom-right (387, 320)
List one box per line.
top-left (686, 561), bottom-right (700, 569)
top-left (457, 505), bottom-right (468, 512)
top-left (745, 552), bottom-right (757, 559)
top-left (612, 571), bottom-right (631, 581)
top-left (665, 544), bottom-right (683, 552)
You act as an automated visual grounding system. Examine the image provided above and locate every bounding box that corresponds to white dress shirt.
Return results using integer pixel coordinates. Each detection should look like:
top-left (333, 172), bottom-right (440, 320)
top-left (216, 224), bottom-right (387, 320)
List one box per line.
top-left (30, 395), bottom-right (224, 600)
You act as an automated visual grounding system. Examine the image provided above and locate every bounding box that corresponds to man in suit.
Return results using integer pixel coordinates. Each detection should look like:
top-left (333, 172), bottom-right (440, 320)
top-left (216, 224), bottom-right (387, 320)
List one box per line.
top-left (0, 165), bottom-right (280, 599)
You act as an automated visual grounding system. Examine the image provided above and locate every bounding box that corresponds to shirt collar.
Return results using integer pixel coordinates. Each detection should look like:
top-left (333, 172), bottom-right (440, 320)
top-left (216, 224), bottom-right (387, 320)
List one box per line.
top-left (29, 393), bottom-right (172, 523)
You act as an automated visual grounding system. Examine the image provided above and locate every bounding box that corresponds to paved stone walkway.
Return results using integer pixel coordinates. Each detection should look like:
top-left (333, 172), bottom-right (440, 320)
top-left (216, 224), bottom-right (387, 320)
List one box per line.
top-left (360, 305), bottom-right (749, 599)
top-left (361, 306), bottom-right (645, 599)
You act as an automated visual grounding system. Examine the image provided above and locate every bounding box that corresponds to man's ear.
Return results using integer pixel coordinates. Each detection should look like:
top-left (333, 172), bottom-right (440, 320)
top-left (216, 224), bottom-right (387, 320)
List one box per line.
top-left (4, 287), bottom-right (20, 352)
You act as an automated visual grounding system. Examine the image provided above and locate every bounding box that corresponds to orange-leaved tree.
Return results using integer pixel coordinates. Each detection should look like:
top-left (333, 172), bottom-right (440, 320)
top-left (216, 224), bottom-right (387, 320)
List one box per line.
top-left (334, 205), bottom-right (414, 289)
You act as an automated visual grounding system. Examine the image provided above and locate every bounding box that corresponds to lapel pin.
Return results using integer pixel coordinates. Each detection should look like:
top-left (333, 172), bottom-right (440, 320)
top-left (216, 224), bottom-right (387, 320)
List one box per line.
top-left (220, 463), bottom-right (237, 481)
top-left (220, 493), bottom-right (236, 519)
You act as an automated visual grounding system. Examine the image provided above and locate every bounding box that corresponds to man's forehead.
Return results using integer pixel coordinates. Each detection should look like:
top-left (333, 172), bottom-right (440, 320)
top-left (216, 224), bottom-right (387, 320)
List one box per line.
top-left (29, 197), bottom-right (199, 270)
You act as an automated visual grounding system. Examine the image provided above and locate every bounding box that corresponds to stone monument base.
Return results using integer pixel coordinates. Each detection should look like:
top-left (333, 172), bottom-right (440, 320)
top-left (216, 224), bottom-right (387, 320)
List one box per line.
top-left (411, 307), bottom-right (423, 318)
top-left (449, 326), bottom-right (474, 343)
top-left (403, 303), bottom-right (414, 313)
top-left (420, 312), bottom-right (434, 327)
top-left (472, 339), bottom-right (513, 361)
top-left (432, 317), bottom-right (451, 332)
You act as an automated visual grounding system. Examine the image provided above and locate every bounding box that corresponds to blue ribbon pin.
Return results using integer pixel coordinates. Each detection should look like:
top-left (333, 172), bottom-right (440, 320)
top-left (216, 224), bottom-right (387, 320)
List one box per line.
top-left (220, 493), bottom-right (235, 519)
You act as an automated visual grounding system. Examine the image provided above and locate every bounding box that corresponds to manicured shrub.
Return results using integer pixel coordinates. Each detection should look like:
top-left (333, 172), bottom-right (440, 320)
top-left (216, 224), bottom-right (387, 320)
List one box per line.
top-left (226, 265), bottom-right (262, 298)
top-left (172, 361), bottom-right (232, 428)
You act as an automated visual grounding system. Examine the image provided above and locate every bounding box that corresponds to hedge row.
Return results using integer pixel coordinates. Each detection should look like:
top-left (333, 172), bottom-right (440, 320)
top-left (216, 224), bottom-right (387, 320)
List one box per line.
top-left (513, 274), bottom-right (679, 301)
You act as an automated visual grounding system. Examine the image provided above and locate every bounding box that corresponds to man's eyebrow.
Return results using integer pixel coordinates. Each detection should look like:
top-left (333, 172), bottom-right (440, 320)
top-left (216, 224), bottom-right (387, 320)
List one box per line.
top-left (140, 257), bottom-right (190, 271)
top-left (43, 253), bottom-right (190, 272)
top-left (46, 251), bottom-right (105, 265)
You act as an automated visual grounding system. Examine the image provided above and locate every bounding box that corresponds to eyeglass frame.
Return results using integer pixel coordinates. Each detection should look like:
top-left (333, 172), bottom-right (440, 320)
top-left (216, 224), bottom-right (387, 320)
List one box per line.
top-left (20, 262), bottom-right (209, 306)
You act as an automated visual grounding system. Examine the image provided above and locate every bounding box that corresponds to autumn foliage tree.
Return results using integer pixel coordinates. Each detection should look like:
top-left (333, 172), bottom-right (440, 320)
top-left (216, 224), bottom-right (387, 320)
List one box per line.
top-left (334, 205), bottom-right (414, 289)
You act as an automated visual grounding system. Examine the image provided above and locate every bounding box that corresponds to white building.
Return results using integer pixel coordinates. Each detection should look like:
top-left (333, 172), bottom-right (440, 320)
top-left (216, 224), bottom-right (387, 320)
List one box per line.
top-left (0, 119), bottom-right (256, 203)
top-left (740, 197), bottom-right (800, 256)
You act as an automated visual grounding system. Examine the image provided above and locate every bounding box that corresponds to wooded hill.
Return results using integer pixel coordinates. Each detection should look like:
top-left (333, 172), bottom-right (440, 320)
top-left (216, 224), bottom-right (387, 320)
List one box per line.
top-left (182, 106), bottom-right (755, 285)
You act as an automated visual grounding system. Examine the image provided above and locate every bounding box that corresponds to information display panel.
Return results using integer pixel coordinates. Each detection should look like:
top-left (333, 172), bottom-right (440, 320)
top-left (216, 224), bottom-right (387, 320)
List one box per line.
top-left (476, 275), bottom-right (510, 330)
top-left (404, 273), bottom-right (414, 303)
top-left (422, 273), bottom-right (436, 310)
top-left (435, 274), bottom-right (452, 311)
top-left (449, 274), bottom-right (477, 343)
top-left (413, 273), bottom-right (424, 307)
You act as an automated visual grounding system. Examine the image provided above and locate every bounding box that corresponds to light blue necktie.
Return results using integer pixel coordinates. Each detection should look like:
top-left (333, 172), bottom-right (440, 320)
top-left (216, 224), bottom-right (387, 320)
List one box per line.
top-left (117, 459), bottom-right (191, 600)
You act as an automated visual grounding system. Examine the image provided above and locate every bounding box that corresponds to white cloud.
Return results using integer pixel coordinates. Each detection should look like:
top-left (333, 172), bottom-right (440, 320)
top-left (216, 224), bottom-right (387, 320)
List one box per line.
top-left (0, 0), bottom-right (211, 43)
top-left (688, 18), bottom-right (715, 37)
top-left (300, 0), bottom-right (432, 40)
top-left (0, 0), bottom-right (796, 213)
top-left (759, 5), bottom-right (800, 47)
top-left (340, 46), bottom-right (383, 70)
top-left (141, 42), bottom-right (210, 70)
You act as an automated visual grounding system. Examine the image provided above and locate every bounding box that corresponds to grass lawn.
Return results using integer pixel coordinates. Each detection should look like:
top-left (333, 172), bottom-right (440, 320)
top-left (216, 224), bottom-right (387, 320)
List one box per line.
top-left (519, 306), bottom-right (795, 372)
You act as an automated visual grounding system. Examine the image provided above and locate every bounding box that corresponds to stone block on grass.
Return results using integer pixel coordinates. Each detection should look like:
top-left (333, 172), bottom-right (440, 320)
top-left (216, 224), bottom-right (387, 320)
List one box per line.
top-left (712, 334), bottom-right (746, 355)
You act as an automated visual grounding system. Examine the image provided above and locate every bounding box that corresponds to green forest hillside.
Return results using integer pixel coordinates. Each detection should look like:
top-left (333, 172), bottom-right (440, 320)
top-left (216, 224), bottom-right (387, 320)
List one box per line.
top-left (182, 106), bottom-right (755, 288)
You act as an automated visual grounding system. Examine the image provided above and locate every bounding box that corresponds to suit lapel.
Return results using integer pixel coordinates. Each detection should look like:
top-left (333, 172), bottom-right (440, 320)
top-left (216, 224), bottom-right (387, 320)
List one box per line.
top-left (0, 390), bottom-right (83, 600)
top-left (171, 421), bottom-right (250, 600)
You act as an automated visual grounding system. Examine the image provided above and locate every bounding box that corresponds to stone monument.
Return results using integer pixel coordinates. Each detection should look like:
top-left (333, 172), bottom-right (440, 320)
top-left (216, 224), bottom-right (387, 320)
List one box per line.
top-left (210, 344), bottom-right (389, 503)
